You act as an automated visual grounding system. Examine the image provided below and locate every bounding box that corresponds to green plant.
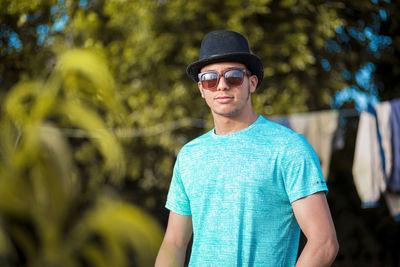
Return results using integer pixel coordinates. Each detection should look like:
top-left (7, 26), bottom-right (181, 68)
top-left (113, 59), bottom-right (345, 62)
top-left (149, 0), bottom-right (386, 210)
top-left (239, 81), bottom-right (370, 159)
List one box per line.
top-left (0, 49), bottom-right (162, 267)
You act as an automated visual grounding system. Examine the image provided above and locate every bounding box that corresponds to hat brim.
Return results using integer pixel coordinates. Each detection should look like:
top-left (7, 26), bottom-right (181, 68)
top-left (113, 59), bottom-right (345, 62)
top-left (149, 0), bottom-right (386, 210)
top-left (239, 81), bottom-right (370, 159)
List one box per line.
top-left (186, 52), bottom-right (264, 87)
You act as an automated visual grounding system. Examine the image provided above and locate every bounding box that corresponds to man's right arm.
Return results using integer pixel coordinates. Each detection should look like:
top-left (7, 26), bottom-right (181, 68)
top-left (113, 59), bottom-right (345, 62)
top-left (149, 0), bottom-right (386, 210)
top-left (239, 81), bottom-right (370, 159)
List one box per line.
top-left (155, 211), bottom-right (193, 267)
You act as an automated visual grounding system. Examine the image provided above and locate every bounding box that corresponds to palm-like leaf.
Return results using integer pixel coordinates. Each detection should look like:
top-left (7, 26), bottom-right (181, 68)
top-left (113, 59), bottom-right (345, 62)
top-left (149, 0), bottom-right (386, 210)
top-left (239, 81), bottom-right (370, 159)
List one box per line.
top-left (0, 49), bottom-right (161, 266)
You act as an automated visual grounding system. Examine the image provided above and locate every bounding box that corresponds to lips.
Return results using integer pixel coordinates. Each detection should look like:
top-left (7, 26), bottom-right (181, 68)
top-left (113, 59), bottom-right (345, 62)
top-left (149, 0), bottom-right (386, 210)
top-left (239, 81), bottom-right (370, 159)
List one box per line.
top-left (215, 95), bottom-right (234, 104)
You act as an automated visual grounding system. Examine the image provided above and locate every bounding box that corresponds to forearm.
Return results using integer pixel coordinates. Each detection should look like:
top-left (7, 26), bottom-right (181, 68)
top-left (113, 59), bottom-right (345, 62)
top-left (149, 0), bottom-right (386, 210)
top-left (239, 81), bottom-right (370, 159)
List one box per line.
top-left (155, 239), bottom-right (187, 267)
top-left (292, 192), bottom-right (339, 267)
top-left (295, 238), bottom-right (339, 267)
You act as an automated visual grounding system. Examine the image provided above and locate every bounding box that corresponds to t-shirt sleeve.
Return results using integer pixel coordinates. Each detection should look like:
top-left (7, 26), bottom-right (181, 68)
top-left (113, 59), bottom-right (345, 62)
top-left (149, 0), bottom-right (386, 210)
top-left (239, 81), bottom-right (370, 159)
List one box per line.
top-left (165, 156), bottom-right (192, 215)
top-left (281, 133), bottom-right (328, 203)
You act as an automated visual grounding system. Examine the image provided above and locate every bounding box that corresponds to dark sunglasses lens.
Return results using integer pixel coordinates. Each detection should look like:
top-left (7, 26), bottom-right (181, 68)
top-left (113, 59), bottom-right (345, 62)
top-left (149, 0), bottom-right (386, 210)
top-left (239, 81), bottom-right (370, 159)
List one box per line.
top-left (201, 73), bottom-right (218, 89)
top-left (225, 70), bottom-right (244, 86)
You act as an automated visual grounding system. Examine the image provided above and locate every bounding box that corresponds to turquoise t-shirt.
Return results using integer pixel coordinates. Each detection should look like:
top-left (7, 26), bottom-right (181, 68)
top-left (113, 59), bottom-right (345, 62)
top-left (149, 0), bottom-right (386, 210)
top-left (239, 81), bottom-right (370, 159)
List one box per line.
top-left (166, 115), bottom-right (327, 266)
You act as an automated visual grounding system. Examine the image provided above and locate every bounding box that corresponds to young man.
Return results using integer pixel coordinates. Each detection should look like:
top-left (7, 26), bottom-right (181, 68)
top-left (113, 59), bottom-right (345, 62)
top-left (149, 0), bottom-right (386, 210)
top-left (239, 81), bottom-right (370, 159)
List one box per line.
top-left (155, 30), bottom-right (339, 266)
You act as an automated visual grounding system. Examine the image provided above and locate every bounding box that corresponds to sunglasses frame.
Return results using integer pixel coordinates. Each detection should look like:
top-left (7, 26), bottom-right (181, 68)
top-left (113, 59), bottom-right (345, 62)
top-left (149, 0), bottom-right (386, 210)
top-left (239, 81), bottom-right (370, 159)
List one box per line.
top-left (198, 68), bottom-right (252, 90)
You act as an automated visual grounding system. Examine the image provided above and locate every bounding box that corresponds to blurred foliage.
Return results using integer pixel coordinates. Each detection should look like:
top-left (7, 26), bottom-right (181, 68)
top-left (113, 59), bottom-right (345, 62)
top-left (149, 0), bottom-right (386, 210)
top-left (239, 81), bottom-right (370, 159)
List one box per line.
top-left (0, 0), bottom-right (349, 201)
top-left (0, 49), bottom-right (162, 266)
top-left (375, 2), bottom-right (400, 101)
top-left (1, 0), bottom-right (400, 266)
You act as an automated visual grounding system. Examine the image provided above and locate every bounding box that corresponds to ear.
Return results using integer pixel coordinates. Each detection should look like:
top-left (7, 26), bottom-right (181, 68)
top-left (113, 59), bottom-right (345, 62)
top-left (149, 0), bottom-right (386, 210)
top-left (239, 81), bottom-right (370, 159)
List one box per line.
top-left (198, 81), bottom-right (205, 98)
top-left (249, 75), bottom-right (258, 93)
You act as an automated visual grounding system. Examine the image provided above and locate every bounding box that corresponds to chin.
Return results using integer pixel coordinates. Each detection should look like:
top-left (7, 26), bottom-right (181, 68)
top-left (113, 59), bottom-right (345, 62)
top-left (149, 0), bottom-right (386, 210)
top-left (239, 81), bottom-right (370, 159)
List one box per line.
top-left (214, 108), bottom-right (241, 117)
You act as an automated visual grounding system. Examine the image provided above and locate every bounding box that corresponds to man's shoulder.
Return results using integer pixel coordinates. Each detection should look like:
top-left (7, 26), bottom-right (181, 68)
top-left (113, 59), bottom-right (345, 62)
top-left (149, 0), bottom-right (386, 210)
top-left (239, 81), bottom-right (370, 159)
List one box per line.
top-left (254, 115), bottom-right (298, 139)
top-left (255, 116), bottom-right (316, 152)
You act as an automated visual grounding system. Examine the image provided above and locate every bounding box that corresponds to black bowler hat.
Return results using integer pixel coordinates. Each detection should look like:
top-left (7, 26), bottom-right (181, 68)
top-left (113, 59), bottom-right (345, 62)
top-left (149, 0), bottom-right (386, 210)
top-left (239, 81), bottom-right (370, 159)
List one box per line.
top-left (186, 30), bottom-right (264, 87)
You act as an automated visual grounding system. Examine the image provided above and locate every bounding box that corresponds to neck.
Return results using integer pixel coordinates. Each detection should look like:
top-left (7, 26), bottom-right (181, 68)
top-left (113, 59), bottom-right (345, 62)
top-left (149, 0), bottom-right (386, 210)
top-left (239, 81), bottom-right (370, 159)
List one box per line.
top-left (213, 109), bottom-right (258, 135)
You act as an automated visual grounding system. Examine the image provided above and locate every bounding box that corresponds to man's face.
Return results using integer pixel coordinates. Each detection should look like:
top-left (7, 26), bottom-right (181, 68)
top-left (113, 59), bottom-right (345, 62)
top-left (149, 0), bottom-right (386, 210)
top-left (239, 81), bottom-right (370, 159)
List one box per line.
top-left (198, 62), bottom-right (258, 118)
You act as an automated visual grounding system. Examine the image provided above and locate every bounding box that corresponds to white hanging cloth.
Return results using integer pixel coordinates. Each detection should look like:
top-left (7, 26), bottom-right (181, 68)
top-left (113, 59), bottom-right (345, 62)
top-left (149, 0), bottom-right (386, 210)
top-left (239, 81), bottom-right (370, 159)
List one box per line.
top-left (288, 110), bottom-right (339, 181)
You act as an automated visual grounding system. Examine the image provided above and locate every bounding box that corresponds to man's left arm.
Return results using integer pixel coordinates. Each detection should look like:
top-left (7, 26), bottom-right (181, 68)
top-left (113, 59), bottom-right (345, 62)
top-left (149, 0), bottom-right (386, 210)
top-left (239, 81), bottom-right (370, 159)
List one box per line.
top-left (292, 191), bottom-right (339, 267)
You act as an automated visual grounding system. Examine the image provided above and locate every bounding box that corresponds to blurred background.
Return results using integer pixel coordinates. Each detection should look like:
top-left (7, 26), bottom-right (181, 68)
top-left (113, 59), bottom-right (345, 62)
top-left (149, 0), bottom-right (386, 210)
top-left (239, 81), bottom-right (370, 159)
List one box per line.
top-left (1, 0), bottom-right (399, 266)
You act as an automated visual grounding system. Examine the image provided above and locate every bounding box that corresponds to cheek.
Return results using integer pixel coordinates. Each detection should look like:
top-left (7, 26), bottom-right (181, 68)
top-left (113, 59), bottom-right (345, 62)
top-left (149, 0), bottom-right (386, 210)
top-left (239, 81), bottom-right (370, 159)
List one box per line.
top-left (203, 93), bottom-right (212, 104)
top-left (202, 93), bottom-right (216, 107)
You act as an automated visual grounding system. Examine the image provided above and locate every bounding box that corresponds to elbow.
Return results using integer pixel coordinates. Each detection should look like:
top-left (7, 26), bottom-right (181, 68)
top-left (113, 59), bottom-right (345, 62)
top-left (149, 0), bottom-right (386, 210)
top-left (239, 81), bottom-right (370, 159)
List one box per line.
top-left (324, 235), bottom-right (339, 263)
top-left (333, 237), bottom-right (340, 259)
top-left (331, 238), bottom-right (339, 257)
top-left (308, 235), bottom-right (339, 265)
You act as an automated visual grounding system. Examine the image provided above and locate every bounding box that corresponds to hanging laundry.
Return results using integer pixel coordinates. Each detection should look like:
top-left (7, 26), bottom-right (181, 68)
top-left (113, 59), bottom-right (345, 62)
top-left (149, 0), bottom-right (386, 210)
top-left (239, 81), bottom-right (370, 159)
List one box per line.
top-left (288, 110), bottom-right (339, 180)
top-left (375, 102), bottom-right (393, 179)
top-left (388, 99), bottom-right (400, 193)
top-left (352, 108), bottom-right (387, 208)
top-left (375, 101), bottom-right (400, 219)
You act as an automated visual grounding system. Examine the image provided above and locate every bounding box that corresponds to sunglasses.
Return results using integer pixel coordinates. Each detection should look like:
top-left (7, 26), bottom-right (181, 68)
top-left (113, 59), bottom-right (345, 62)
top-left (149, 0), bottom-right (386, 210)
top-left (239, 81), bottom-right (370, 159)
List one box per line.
top-left (198, 68), bottom-right (251, 90)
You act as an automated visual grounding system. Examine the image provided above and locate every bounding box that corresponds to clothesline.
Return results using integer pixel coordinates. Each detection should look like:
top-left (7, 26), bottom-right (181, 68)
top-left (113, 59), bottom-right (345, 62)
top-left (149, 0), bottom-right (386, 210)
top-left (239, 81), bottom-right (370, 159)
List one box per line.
top-left (38, 118), bottom-right (212, 139)
top-left (35, 108), bottom-right (360, 139)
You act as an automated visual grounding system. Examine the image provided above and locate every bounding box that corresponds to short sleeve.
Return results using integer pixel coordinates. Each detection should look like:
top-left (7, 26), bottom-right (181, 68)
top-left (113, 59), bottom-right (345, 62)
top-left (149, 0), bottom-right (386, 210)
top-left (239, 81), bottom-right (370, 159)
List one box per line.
top-left (165, 156), bottom-right (192, 215)
top-left (281, 133), bottom-right (328, 203)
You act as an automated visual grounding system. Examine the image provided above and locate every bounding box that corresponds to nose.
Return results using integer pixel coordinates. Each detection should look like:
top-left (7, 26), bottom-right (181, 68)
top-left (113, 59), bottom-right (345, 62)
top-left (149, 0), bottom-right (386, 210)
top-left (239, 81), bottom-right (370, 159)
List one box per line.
top-left (216, 75), bottom-right (229, 91)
